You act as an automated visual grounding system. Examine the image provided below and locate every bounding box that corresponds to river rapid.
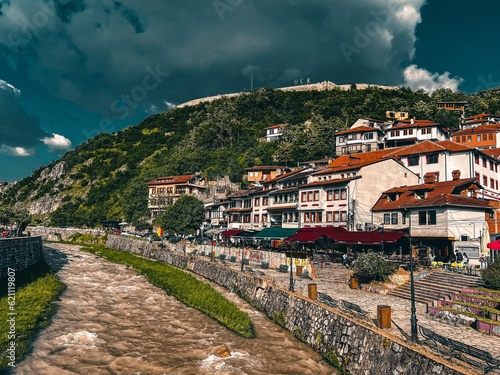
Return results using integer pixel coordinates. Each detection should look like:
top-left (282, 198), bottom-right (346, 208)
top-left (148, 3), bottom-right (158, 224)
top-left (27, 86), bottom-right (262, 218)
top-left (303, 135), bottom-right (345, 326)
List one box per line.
top-left (14, 243), bottom-right (338, 375)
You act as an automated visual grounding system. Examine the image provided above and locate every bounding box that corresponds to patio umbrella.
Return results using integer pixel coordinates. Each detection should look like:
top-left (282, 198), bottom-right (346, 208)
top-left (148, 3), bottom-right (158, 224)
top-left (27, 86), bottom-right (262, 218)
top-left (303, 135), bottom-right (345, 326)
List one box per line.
top-left (486, 240), bottom-right (500, 250)
top-left (481, 221), bottom-right (490, 256)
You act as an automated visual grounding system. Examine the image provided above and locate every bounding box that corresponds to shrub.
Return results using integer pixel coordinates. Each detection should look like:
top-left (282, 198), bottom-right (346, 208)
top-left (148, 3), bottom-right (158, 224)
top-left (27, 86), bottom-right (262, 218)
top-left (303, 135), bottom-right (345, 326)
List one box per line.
top-left (482, 260), bottom-right (500, 290)
top-left (352, 251), bottom-right (395, 284)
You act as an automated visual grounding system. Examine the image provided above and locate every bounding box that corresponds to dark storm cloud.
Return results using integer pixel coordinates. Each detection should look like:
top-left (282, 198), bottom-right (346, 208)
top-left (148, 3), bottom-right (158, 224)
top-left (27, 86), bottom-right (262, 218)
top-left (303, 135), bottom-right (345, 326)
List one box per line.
top-left (0, 80), bottom-right (72, 156)
top-left (0, 0), bottom-right (426, 118)
top-left (0, 80), bottom-right (46, 150)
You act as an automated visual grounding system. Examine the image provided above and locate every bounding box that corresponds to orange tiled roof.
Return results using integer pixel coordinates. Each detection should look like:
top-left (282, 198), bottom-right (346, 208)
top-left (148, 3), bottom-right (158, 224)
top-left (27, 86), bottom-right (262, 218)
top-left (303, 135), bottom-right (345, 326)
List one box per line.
top-left (263, 168), bottom-right (309, 184)
top-left (245, 165), bottom-right (286, 171)
top-left (300, 176), bottom-right (360, 187)
top-left (372, 178), bottom-right (482, 211)
top-left (335, 126), bottom-right (382, 136)
top-left (265, 123), bottom-right (288, 130)
top-left (482, 148), bottom-right (500, 159)
top-left (392, 119), bottom-right (439, 129)
top-left (382, 140), bottom-right (471, 158)
top-left (403, 194), bottom-right (491, 209)
top-left (327, 149), bottom-right (396, 169)
top-left (451, 124), bottom-right (500, 135)
top-left (148, 174), bottom-right (197, 185)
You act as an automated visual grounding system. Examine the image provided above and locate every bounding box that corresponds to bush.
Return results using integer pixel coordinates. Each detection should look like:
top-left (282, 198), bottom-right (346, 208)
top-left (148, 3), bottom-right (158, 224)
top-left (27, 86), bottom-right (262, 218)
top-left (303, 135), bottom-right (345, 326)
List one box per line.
top-left (482, 260), bottom-right (500, 290)
top-left (352, 251), bottom-right (395, 284)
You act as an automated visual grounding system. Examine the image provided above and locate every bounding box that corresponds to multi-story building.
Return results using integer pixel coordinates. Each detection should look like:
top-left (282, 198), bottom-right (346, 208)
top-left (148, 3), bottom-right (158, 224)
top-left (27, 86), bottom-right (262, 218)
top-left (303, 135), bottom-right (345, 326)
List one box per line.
top-left (372, 174), bottom-right (491, 260)
top-left (334, 118), bottom-right (387, 155)
top-left (385, 119), bottom-right (448, 148)
top-left (461, 112), bottom-right (500, 129)
top-left (383, 140), bottom-right (500, 201)
top-left (245, 165), bottom-right (289, 183)
top-left (148, 174), bottom-right (208, 219)
top-left (451, 125), bottom-right (500, 149)
top-left (436, 101), bottom-right (469, 116)
top-left (264, 124), bottom-right (288, 142)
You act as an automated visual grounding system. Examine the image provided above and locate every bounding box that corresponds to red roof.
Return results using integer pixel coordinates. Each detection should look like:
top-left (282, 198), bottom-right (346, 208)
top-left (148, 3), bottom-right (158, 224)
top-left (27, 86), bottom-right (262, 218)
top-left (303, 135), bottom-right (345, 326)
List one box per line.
top-left (265, 124), bottom-right (288, 130)
top-left (327, 149), bottom-right (396, 169)
top-left (451, 124), bottom-right (500, 135)
top-left (148, 174), bottom-right (197, 185)
top-left (335, 126), bottom-right (381, 136)
top-left (482, 148), bottom-right (500, 159)
top-left (383, 140), bottom-right (471, 158)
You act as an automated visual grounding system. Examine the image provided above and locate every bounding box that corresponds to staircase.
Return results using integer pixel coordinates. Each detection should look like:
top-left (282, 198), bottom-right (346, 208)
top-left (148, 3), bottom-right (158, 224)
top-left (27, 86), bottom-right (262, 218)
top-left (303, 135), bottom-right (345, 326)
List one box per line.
top-left (388, 270), bottom-right (485, 305)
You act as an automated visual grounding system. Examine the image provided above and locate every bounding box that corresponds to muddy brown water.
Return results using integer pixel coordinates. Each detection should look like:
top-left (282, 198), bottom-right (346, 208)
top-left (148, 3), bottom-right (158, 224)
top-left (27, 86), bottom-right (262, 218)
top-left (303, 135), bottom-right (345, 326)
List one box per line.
top-left (14, 243), bottom-right (338, 375)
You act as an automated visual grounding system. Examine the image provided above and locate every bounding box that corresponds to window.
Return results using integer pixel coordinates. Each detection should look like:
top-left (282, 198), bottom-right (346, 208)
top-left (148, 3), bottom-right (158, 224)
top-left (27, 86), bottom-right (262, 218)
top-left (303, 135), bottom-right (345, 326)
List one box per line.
top-left (254, 214), bottom-right (259, 223)
top-left (408, 156), bottom-right (419, 166)
top-left (483, 157), bottom-right (487, 167)
top-left (391, 213), bottom-right (398, 225)
top-left (491, 178), bottom-right (495, 188)
top-left (455, 136), bottom-right (460, 142)
top-left (341, 188), bottom-right (347, 200)
top-left (327, 190), bottom-right (333, 201)
top-left (254, 197), bottom-right (260, 206)
top-left (489, 134), bottom-right (494, 140)
top-left (340, 211), bottom-right (347, 222)
top-left (301, 192), bottom-right (307, 202)
top-left (475, 155), bottom-right (479, 164)
top-left (384, 213), bottom-right (390, 225)
top-left (304, 212), bottom-right (310, 223)
top-left (462, 136), bottom-right (466, 142)
top-left (483, 134), bottom-right (487, 141)
top-left (313, 190), bottom-right (319, 201)
top-left (475, 172), bottom-right (480, 181)
top-left (427, 154), bottom-right (438, 164)
top-left (326, 212), bottom-right (333, 222)
top-left (419, 210), bottom-right (436, 225)
top-left (483, 175), bottom-right (488, 186)
top-left (491, 161), bottom-right (494, 171)
top-left (364, 132), bottom-right (374, 140)
top-left (333, 212), bottom-right (340, 222)
top-left (477, 135), bottom-right (481, 142)
top-left (402, 213), bottom-right (406, 225)
top-left (262, 197), bottom-right (268, 206)
top-left (262, 214), bottom-right (268, 223)
top-left (467, 136), bottom-right (472, 142)
top-left (307, 191), bottom-right (313, 202)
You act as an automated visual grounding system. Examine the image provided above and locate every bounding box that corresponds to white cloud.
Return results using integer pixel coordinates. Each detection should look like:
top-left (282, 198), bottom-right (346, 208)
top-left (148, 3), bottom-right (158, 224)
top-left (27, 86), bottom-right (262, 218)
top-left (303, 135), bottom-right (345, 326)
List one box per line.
top-left (42, 133), bottom-right (72, 153)
top-left (0, 145), bottom-right (33, 156)
top-left (402, 65), bottom-right (464, 92)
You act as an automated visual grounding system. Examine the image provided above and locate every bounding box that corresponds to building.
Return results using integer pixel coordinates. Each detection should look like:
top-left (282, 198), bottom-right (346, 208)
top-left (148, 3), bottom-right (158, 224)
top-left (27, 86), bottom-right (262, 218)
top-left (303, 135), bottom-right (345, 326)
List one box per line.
top-left (451, 125), bottom-right (500, 149)
top-left (372, 175), bottom-right (491, 260)
top-left (436, 101), bottom-right (469, 116)
top-left (385, 119), bottom-right (448, 148)
top-left (334, 118), bottom-right (388, 156)
top-left (245, 166), bottom-right (290, 183)
top-left (383, 140), bottom-right (500, 201)
top-left (264, 124), bottom-right (288, 142)
top-left (148, 174), bottom-right (209, 219)
top-left (461, 112), bottom-right (500, 129)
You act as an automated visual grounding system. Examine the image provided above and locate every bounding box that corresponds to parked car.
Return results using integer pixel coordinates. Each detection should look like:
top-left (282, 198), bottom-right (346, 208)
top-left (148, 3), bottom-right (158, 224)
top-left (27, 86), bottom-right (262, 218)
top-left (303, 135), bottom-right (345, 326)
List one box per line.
top-left (194, 237), bottom-right (212, 245)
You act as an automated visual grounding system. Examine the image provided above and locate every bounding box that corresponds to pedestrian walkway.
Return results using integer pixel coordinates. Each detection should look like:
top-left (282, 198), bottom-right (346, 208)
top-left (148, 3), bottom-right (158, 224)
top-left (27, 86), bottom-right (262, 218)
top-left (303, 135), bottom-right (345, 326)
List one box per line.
top-left (227, 261), bottom-right (500, 374)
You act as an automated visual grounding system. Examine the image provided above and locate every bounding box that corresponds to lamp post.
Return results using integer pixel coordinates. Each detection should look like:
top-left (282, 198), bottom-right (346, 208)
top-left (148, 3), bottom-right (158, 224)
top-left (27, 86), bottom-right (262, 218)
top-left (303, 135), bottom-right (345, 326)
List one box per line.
top-left (241, 234), bottom-right (246, 272)
top-left (289, 242), bottom-right (295, 292)
top-left (470, 222), bottom-right (475, 239)
top-left (381, 223), bottom-right (385, 253)
top-left (407, 209), bottom-right (418, 342)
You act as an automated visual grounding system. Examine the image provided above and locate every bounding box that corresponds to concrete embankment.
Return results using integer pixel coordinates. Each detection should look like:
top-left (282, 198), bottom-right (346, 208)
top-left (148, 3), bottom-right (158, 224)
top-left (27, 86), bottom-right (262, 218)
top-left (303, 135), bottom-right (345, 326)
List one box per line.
top-left (106, 235), bottom-right (470, 375)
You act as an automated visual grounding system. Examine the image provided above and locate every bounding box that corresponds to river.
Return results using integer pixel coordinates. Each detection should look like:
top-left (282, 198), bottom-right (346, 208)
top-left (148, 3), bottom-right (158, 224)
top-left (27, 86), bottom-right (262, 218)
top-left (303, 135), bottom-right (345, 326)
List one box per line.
top-left (14, 243), bottom-right (338, 375)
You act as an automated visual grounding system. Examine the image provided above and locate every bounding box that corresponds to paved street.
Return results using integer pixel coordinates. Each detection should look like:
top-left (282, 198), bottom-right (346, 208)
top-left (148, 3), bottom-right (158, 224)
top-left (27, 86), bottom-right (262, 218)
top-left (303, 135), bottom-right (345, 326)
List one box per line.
top-left (225, 260), bottom-right (500, 374)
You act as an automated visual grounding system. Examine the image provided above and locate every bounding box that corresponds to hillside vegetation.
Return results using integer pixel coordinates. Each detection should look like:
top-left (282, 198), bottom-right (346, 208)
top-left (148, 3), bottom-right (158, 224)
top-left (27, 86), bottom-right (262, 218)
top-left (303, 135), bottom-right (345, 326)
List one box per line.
top-left (2, 86), bottom-right (500, 228)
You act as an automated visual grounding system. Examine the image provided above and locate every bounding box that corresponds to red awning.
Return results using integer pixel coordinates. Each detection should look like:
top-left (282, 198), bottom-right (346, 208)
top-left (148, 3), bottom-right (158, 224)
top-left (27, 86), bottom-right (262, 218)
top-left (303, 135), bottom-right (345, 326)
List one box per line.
top-left (285, 226), bottom-right (346, 243)
top-left (487, 240), bottom-right (500, 250)
top-left (328, 231), bottom-right (406, 245)
top-left (221, 229), bottom-right (244, 237)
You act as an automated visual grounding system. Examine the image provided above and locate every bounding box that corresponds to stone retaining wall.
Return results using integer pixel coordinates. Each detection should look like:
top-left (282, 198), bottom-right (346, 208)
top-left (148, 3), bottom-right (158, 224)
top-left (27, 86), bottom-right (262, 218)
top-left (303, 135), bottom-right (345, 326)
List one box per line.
top-left (105, 235), bottom-right (466, 375)
top-left (0, 236), bottom-right (44, 278)
top-left (27, 227), bottom-right (106, 242)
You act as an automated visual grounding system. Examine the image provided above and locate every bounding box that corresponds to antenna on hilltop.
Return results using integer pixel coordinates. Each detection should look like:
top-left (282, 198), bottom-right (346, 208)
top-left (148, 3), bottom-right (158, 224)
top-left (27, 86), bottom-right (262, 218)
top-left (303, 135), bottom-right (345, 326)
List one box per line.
top-left (250, 73), bottom-right (253, 91)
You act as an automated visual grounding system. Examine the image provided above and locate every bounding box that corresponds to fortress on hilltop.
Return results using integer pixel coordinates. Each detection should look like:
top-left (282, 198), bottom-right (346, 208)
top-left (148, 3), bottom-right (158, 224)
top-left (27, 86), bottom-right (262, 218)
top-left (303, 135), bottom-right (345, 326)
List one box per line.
top-left (177, 81), bottom-right (400, 108)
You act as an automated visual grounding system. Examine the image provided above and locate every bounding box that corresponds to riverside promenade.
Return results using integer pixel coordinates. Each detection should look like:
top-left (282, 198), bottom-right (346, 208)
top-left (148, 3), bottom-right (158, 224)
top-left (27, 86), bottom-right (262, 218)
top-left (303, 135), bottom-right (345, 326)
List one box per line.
top-left (225, 260), bottom-right (500, 374)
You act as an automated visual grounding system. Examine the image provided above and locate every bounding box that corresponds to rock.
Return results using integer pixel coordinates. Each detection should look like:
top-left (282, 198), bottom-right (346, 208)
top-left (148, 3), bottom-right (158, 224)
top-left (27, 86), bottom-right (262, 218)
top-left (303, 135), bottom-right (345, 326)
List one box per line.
top-left (211, 345), bottom-right (232, 358)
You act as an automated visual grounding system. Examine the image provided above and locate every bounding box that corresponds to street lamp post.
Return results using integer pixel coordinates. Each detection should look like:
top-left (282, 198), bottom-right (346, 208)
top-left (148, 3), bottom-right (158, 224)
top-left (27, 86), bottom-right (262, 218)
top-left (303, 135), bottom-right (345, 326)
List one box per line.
top-left (381, 223), bottom-right (385, 253)
top-left (289, 242), bottom-right (295, 292)
top-left (241, 235), bottom-right (246, 272)
top-left (470, 222), bottom-right (475, 239)
top-left (407, 210), bottom-right (418, 342)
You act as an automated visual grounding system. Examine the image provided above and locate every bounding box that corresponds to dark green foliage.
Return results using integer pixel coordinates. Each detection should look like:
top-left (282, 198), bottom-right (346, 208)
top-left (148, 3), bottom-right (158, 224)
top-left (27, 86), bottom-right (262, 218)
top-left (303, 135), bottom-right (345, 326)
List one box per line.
top-left (352, 251), bottom-right (396, 284)
top-left (482, 261), bottom-right (500, 290)
top-left (153, 195), bottom-right (204, 236)
top-left (3, 86), bottom-right (500, 226)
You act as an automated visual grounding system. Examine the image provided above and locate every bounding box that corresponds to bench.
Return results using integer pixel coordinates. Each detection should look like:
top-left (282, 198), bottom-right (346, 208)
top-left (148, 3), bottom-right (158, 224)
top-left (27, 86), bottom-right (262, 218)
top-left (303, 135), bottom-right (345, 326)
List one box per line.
top-left (279, 264), bottom-right (289, 273)
top-left (317, 292), bottom-right (339, 308)
top-left (340, 300), bottom-right (369, 318)
top-left (419, 325), bottom-right (500, 373)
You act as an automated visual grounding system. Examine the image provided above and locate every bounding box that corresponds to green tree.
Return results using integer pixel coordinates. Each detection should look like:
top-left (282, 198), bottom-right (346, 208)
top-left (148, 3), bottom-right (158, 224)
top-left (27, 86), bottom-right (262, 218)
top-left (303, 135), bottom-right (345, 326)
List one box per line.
top-left (153, 195), bottom-right (204, 237)
top-left (352, 251), bottom-right (395, 283)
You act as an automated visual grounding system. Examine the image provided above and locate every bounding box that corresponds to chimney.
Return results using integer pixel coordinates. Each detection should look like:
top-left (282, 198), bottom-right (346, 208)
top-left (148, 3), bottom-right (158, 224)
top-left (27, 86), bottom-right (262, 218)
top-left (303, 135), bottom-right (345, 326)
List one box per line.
top-left (423, 173), bottom-right (436, 184)
top-left (452, 170), bottom-right (461, 180)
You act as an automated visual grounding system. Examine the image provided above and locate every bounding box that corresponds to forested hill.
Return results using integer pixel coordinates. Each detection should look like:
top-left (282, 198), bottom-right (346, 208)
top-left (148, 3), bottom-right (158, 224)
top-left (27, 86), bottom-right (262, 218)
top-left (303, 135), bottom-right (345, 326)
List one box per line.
top-left (2, 85), bottom-right (500, 229)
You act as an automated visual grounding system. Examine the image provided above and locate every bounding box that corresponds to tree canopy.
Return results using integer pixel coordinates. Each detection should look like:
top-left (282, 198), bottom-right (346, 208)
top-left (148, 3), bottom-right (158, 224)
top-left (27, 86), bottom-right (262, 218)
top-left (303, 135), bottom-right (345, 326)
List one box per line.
top-left (153, 195), bottom-right (204, 236)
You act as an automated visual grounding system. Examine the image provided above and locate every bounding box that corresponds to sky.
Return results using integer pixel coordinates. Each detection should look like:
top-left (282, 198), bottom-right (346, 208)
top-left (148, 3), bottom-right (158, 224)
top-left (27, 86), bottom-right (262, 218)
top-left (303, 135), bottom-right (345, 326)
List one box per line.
top-left (0, 0), bottom-right (499, 182)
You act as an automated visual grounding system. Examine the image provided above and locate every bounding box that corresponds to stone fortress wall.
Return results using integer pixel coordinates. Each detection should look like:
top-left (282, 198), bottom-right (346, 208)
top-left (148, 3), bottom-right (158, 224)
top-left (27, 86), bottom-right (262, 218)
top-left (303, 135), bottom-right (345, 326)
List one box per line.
top-left (0, 236), bottom-right (44, 278)
top-left (105, 235), bottom-right (465, 375)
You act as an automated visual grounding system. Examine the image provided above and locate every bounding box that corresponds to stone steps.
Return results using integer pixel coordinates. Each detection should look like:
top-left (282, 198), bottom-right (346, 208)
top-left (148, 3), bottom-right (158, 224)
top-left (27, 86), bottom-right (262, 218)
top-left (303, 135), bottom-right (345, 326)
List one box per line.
top-left (388, 270), bottom-right (485, 305)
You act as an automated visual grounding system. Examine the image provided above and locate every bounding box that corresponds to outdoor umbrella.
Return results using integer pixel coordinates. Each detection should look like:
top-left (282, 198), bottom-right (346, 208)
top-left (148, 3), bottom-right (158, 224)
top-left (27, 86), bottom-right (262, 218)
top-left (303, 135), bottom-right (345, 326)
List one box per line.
top-left (481, 221), bottom-right (490, 256)
top-left (486, 240), bottom-right (500, 250)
